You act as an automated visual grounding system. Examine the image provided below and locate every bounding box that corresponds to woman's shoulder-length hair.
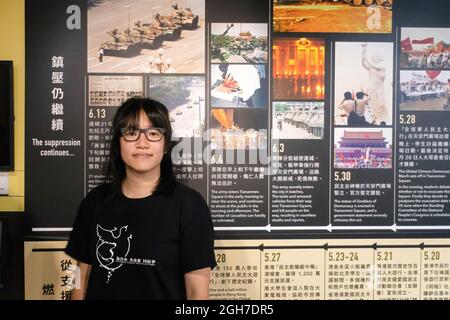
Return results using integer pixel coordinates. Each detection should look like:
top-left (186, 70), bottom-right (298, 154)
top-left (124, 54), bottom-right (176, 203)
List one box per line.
top-left (105, 97), bottom-right (176, 199)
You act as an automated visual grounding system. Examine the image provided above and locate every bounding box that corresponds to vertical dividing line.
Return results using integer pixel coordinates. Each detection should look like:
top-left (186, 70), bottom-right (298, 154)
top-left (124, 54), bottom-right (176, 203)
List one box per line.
top-left (267, 0), bottom-right (272, 229)
top-left (206, 22), bottom-right (210, 205)
top-left (84, 75), bottom-right (87, 196)
top-left (419, 248), bottom-right (423, 300)
top-left (372, 248), bottom-right (376, 300)
top-left (328, 43), bottom-right (333, 226)
top-left (393, 26), bottom-right (400, 226)
top-left (260, 248), bottom-right (263, 299)
top-left (323, 247), bottom-right (327, 300)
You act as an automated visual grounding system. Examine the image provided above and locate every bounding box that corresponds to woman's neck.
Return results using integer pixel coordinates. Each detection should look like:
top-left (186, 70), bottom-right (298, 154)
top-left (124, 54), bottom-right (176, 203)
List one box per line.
top-left (121, 169), bottom-right (160, 199)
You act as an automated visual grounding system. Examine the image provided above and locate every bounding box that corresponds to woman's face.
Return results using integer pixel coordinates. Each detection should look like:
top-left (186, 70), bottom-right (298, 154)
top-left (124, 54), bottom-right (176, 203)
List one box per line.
top-left (120, 109), bottom-right (165, 178)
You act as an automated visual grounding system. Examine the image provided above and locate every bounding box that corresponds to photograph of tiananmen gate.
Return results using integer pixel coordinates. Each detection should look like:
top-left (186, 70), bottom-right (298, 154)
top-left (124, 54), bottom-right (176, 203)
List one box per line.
top-left (334, 129), bottom-right (392, 169)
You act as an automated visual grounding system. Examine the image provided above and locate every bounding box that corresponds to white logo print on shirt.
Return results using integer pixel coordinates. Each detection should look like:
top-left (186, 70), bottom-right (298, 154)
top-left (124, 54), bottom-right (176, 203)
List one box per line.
top-left (96, 224), bottom-right (132, 283)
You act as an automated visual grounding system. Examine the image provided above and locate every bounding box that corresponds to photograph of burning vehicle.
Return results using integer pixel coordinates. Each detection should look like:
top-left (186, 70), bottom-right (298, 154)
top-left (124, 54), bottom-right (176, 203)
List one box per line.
top-left (209, 108), bottom-right (268, 150)
top-left (334, 128), bottom-right (392, 169)
top-left (272, 101), bottom-right (324, 140)
top-left (334, 42), bottom-right (393, 126)
top-left (400, 28), bottom-right (450, 70)
top-left (147, 75), bottom-right (205, 138)
top-left (273, 38), bottom-right (325, 100)
top-left (210, 23), bottom-right (268, 63)
top-left (399, 70), bottom-right (450, 111)
top-left (88, 0), bottom-right (204, 73)
top-left (211, 64), bottom-right (268, 108)
top-left (273, 0), bottom-right (393, 34)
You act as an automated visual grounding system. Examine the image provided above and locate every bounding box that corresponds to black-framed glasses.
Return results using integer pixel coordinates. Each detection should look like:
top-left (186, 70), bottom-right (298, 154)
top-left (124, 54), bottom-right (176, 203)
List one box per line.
top-left (120, 127), bottom-right (166, 142)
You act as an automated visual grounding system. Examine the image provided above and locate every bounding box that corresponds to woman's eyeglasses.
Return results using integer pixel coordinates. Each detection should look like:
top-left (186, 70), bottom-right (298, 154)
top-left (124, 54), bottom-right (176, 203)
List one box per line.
top-left (120, 127), bottom-right (166, 142)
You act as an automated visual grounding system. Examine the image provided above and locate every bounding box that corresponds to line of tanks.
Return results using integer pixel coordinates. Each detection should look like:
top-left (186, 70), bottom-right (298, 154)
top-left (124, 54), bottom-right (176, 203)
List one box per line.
top-left (100, 5), bottom-right (199, 57)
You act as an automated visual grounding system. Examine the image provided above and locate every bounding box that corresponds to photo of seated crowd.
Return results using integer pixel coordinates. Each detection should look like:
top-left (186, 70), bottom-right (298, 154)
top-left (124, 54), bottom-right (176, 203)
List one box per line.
top-left (400, 28), bottom-right (450, 69)
top-left (399, 70), bottom-right (450, 111)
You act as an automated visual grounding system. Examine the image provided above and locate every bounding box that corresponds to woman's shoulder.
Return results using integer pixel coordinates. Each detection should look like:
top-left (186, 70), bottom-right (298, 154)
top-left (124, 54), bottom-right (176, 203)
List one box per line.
top-left (173, 181), bottom-right (206, 202)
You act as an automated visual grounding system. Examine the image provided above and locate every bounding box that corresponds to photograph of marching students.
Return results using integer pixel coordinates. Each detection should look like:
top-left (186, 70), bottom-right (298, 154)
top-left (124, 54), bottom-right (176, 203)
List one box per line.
top-left (334, 128), bottom-right (392, 169)
top-left (211, 64), bottom-right (268, 108)
top-left (334, 42), bottom-right (393, 126)
top-left (209, 108), bottom-right (267, 150)
top-left (147, 75), bottom-right (205, 138)
top-left (400, 28), bottom-right (450, 70)
top-left (399, 70), bottom-right (450, 111)
top-left (210, 23), bottom-right (268, 64)
top-left (87, 0), bottom-right (204, 73)
top-left (88, 75), bottom-right (144, 107)
top-left (273, 38), bottom-right (325, 101)
top-left (273, 0), bottom-right (393, 34)
top-left (272, 101), bottom-right (324, 140)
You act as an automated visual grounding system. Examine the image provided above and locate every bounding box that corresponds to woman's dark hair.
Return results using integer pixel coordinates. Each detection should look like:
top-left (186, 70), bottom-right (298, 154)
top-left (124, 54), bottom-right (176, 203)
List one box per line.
top-left (344, 91), bottom-right (352, 100)
top-left (355, 91), bottom-right (365, 99)
top-left (106, 97), bottom-right (176, 198)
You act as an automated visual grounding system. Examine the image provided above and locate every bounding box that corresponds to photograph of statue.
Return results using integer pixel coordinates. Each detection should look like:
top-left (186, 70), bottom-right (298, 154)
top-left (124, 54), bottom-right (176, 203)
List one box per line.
top-left (334, 42), bottom-right (393, 126)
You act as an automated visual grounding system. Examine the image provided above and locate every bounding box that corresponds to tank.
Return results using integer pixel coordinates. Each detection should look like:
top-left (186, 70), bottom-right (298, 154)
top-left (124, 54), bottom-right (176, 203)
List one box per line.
top-left (101, 28), bottom-right (142, 57)
top-left (142, 14), bottom-right (183, 42)
top-left (132, 21), bottom-right (165, 50)
top-left (170, 4), bottom-right (199, 30)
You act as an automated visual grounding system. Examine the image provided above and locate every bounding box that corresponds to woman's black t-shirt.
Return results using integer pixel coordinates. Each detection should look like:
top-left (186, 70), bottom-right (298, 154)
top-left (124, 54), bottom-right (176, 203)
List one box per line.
top-left (65, 181), bottom-right (216, 300)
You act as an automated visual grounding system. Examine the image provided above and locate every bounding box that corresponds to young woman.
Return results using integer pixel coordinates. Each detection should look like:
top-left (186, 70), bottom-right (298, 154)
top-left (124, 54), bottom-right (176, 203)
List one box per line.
top-left (65, 98), bottom-right (216, 300)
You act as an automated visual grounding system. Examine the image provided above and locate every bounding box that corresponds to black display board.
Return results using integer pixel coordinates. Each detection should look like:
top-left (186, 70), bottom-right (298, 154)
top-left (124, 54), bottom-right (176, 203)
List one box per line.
top-left (25, 0), bottom-right (450, 239)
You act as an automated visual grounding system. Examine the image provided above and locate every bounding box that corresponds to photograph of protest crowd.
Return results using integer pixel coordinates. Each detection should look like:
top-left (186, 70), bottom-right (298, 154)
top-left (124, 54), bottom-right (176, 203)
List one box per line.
top-left (399, 70), bottom-right (450, 111)
top-left (400, 28), bottom-right (450, 70)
